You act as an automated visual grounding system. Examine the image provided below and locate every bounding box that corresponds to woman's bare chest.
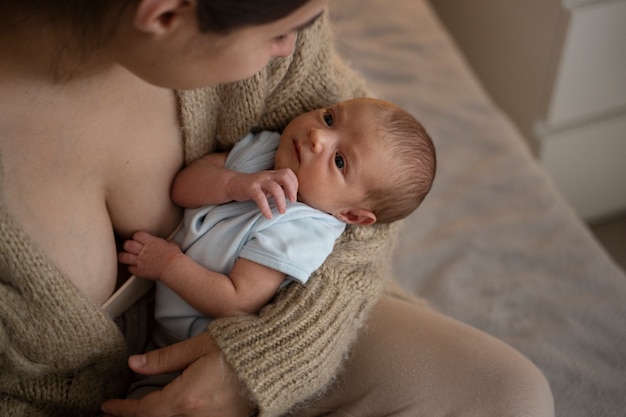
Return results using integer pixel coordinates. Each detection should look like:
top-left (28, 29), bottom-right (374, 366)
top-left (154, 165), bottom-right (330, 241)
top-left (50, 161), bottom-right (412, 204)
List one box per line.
top-left (0, 84), bottom-right (184, 305)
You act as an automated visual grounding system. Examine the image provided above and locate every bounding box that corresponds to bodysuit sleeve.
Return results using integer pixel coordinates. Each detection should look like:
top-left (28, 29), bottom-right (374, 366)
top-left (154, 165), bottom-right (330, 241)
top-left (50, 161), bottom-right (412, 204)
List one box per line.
top-left (239, 205), bottom-right (346, 284)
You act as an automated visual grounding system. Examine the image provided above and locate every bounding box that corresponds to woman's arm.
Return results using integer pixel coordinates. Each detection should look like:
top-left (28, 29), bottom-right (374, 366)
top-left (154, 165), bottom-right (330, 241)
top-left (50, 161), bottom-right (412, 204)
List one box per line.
top-left (210, 225), bottom-right (390, 416)
top-left (105, 226), bottom-right (391, 417)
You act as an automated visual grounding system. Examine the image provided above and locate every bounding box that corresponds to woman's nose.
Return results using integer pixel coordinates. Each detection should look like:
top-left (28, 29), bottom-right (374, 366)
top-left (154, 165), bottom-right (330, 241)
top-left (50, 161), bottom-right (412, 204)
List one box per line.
top-left (270, 33), bottom-right (297, 58)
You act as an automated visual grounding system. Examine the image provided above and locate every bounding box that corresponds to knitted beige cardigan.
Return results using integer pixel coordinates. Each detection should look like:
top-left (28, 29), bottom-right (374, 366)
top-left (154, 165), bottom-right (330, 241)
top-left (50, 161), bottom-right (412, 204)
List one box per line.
top-left (0, 12), bottom-right (400, 417)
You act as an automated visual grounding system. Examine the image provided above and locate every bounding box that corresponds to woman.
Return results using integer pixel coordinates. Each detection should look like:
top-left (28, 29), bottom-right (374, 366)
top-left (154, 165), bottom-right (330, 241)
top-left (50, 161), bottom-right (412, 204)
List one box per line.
top-left (0, 1), bottom-right (554, 416)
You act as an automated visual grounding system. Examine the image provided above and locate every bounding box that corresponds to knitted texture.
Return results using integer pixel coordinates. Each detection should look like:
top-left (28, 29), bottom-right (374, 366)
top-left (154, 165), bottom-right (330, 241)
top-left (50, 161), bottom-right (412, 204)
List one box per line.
top-left (209, 225), bottom-right (395, 416)
top-left (177, 12), bottom-right (398, 416)
top-left (0, 205), bottom-right (129, 416)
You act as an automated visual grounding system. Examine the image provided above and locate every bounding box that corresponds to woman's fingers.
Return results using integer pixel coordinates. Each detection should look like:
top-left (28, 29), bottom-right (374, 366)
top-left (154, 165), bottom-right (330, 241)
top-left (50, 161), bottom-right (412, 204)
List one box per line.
top-left (101, 397), bottom-right (141, 417)
top-left (129, 332), bottom-right (216, 375)
top-left (102, 333), bottom-right (254, 417)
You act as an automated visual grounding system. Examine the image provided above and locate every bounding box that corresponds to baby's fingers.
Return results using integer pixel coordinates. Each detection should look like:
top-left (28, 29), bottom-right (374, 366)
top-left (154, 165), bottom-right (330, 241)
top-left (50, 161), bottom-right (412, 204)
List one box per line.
top-left (122, 239), bottom-right (143, 255)
top-left (275, 168), bottom-right (298, 203)
top-left (118, 251), bottom-right (138, 266)
top-left (254, 194), bottom-right (274, 219)
top-left (252, 187), bottom-right (285, 218)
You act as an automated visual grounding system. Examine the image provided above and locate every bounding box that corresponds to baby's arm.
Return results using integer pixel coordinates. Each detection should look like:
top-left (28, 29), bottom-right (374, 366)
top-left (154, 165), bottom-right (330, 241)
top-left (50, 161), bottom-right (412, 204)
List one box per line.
top-left (171, 152), bottom-right (298, 219)
top-left (118, 231), bottom-right (286, 317)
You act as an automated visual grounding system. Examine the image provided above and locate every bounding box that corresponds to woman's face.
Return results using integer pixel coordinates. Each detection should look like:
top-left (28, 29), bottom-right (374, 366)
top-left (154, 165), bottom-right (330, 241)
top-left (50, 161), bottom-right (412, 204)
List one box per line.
top-left (116, 0), bottom-right (328, 89)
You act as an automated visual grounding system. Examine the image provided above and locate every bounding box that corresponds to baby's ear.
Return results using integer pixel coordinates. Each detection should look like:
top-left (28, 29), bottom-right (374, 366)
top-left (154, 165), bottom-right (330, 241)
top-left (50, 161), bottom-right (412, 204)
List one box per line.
top-left (336, 208), bottom-right (377, 226)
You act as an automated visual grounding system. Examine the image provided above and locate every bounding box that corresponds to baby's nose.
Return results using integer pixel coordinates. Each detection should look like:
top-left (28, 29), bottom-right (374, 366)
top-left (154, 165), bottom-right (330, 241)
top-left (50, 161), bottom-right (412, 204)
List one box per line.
top-left (310, 128), bottom-right (328, 154)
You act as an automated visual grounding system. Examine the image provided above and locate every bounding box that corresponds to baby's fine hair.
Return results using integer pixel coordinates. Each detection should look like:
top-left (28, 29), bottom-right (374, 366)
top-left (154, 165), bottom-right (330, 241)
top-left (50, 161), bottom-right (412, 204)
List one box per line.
top-left (365, 99), bottom-right (437, 224)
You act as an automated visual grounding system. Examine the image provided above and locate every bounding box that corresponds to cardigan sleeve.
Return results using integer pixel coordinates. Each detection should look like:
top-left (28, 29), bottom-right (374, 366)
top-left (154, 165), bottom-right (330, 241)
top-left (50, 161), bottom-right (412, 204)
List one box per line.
top-left (204, 11), bottom-right (396, 417)
top-left (209, 224), bottom-right (396, 417)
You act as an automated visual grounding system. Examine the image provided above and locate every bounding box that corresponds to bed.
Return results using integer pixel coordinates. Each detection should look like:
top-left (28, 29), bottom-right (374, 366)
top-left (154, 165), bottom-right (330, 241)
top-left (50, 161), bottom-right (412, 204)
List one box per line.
top-left (328, 1), bottom-right (626, 416)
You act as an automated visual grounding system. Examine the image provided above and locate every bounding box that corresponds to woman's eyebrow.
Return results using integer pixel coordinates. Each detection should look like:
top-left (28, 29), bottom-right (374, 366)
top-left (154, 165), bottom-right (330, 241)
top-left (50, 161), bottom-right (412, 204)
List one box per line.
top-left (292, 11), bottom-right (324, 33)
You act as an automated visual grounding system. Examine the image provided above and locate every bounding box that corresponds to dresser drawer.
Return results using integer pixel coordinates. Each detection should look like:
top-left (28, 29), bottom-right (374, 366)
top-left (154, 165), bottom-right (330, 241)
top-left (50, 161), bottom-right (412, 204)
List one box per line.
top-left (546, 0), bottom-right (626, 127)
top-left (540, 113), bottom-right (626, 220)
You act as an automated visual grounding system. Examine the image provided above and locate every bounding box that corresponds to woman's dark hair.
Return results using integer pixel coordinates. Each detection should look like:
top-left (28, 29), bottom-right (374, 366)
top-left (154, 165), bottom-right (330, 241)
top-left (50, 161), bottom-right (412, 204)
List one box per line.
top-left (2, 0), bottom-right (314, 78)
top-left (196, 0), bottom-right (314, 33)
top-left (3, 0), bottom-right (314, 42)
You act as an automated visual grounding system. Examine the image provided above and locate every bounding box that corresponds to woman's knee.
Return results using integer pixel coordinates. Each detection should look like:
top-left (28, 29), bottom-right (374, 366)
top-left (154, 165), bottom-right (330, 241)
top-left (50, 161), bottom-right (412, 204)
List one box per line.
top-left (392, 300), bottom-right (555, 417)
top-left (296, 295), bottom-right (554, 416)
top-left (354, 296), bottom-right (555, 416)
top-left (459, 338), bottom-right (554, 417)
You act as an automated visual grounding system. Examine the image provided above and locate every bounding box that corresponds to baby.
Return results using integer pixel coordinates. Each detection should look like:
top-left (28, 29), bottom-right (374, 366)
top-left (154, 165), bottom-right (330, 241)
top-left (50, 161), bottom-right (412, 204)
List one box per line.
top-left (119, 97), bottom-right (436, 345)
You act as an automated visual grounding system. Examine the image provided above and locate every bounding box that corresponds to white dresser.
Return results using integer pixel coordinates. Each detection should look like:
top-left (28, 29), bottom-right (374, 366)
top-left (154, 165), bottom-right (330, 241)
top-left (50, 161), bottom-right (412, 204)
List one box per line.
top-left (430, 0), bottom-right (626, 221)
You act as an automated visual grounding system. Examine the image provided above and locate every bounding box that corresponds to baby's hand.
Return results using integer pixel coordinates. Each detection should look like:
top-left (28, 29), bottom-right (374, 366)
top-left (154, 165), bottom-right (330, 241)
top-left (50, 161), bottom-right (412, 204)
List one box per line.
top-left (118, 231), bottom-right (182, 280)
top-left (226, 169), bottom-right (298, 218)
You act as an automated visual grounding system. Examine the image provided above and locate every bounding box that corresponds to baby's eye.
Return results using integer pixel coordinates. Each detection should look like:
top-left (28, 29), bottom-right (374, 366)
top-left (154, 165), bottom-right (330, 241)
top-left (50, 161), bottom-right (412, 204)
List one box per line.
top-left (334, 153), bottom-right (345, 170)
top-left (323, 110), bottom-right (334, 127)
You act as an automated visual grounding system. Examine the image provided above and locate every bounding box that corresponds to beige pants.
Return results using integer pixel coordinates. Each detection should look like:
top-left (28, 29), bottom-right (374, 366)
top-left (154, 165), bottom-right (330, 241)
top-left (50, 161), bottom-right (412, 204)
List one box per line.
top-left (292, 295), bottom-right (555, 417)
top-left (122, 293), bottom-right (554, 416)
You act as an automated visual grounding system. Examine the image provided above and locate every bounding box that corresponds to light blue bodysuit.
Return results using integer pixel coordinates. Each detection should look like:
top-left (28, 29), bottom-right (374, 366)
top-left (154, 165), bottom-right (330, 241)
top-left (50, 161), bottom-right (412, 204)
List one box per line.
top-left (155, 131), bottom-right (346, 342)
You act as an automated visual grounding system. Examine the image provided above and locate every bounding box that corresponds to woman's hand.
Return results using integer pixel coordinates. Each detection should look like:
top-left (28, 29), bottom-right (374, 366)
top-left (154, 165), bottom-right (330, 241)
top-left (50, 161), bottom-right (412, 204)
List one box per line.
top-left (101, 332), bottom-right (255, 417)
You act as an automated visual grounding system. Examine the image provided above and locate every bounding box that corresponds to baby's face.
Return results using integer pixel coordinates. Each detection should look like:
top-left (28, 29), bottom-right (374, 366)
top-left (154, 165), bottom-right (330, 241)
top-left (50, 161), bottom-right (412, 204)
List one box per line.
top-left (275, 98), bottom-right (389, 220)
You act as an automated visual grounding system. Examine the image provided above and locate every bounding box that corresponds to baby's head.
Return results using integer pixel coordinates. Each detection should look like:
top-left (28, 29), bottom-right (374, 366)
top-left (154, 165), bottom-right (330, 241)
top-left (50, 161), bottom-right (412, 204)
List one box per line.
top-left (360, 98), bottom-right (436, 223)
top-left (275, 97), bottom-right (436, 225)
